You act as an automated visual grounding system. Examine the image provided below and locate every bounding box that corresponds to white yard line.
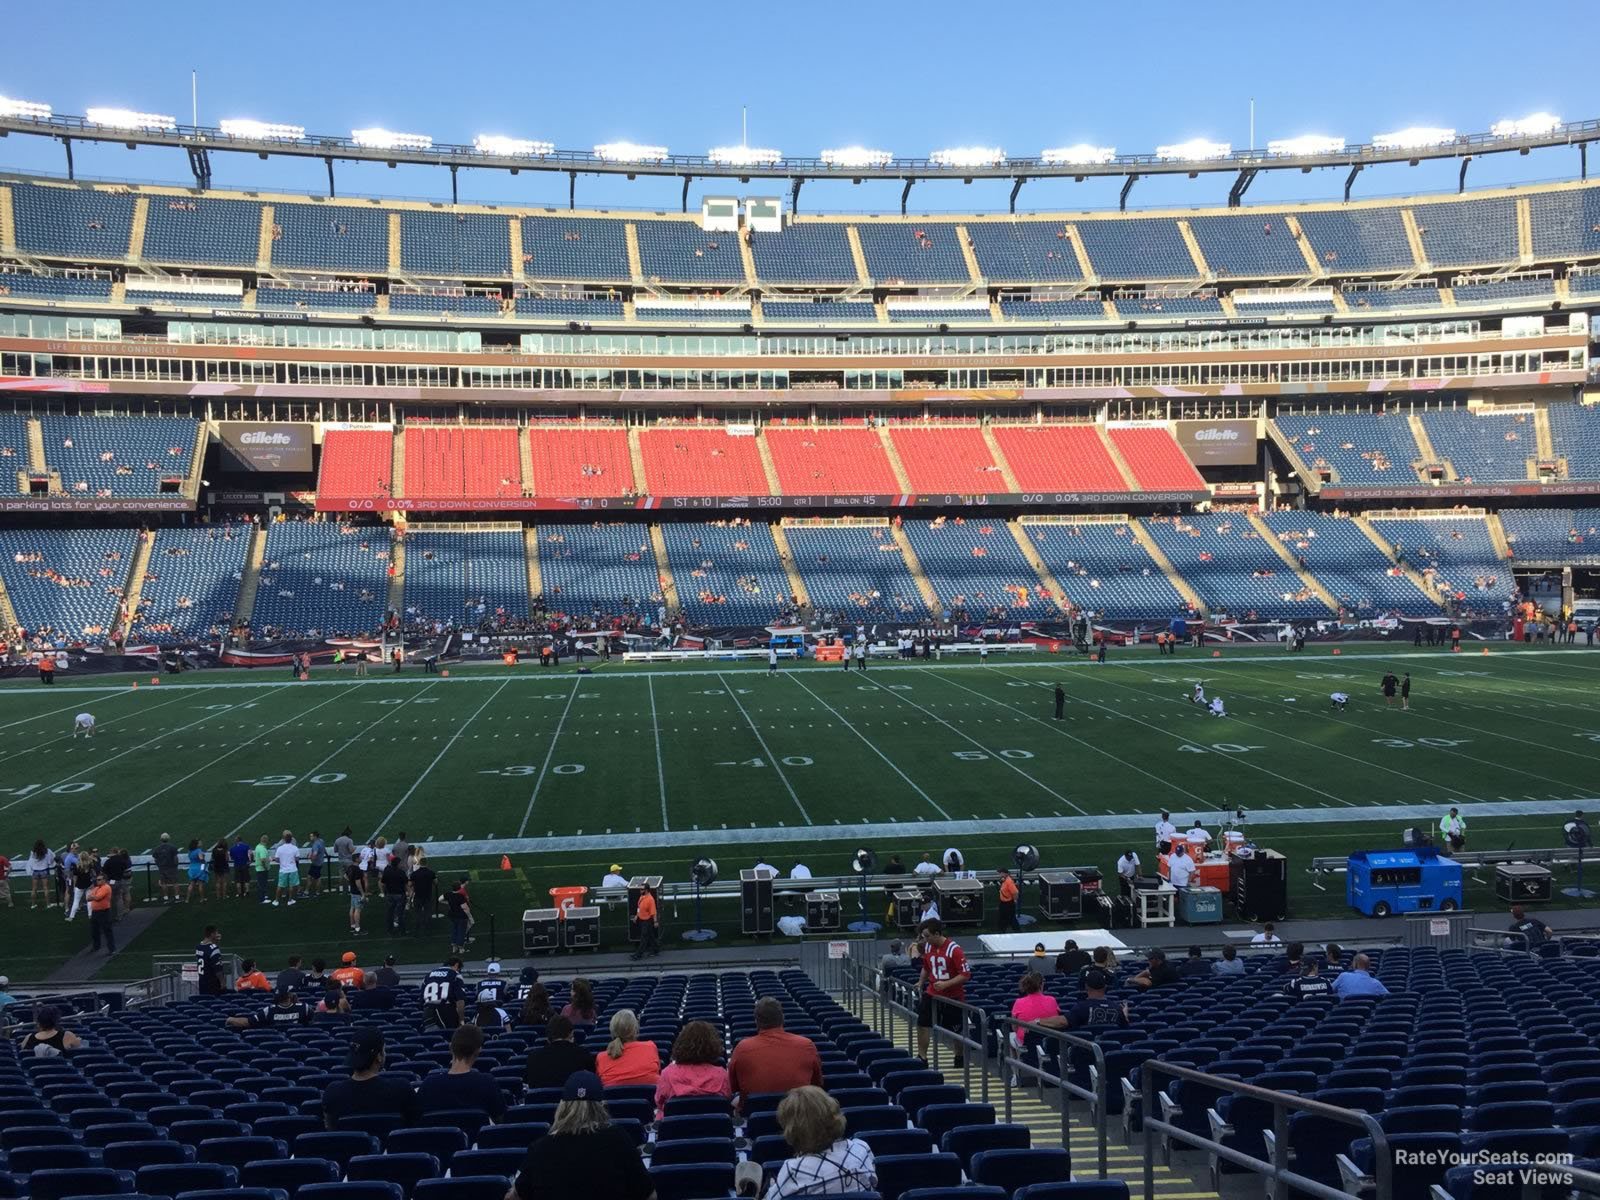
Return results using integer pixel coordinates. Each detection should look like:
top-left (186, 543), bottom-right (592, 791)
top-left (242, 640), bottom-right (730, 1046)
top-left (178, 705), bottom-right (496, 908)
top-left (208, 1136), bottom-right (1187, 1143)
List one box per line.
top-left (76, 688), bottom-right (350, 844)
top-left (648, 677), bottom-right (669, 832)
top-left (862, 675), bottom-right (1087, 815)
top-left (370, 678), bottom-right (511, 836)
top-left (719, 671), bottom-right (812, 825)
top-left (787, 672), bottom-right (951, 820)
top-left (517, 678), bottom-right (582, 836)
top-left (229, 682), bottom-right (443, 838)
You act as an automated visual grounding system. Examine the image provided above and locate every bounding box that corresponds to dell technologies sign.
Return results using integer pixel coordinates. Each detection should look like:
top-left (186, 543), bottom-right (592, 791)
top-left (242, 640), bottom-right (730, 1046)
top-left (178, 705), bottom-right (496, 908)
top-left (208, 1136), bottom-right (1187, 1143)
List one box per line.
top-left (219, 423), bottom-right (314, 473)
top-left (1175, 419), bottom-right (1259, 466)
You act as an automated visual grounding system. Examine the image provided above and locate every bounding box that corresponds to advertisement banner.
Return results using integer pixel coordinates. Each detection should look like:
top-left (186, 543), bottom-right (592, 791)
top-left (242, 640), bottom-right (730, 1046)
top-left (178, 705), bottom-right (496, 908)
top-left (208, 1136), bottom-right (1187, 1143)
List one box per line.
top-left (1174, 419), bottom-right (1259, 466)
top-left (0, 496), bottom-right (194, 513)
top-left (218, 422), bottom-right (314, 473)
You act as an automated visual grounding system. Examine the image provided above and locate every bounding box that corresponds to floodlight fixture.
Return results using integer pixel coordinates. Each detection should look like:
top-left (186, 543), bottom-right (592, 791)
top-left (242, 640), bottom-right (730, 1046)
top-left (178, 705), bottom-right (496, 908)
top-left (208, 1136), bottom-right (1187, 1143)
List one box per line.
top-left (1266, 134), bottom-right (1345, 156)
top-left (1156, 138), bottom-right (1231, 161)
top-left (219, 118), bottom-right (306, 141)
top-left (1041, 143), bottom-right (1116, 165)
top-left (594, 141), bottom-right (668, 163)
top-left (0, 96), bottom-right (51, 120)
top-left (351, 127), bottom-right (433, 151)
top-left (708, 145), bottom-right (782, 166)
top-left (821, 146), bottom-right (893, 168)
top-left (930, 146), bottom-right (1006, 167)
top-left (1492, 112), bottom-right (1561, 138)
top-left (474, 134), bottom-right (554, 157)
top-left (87, 107), bottom-right (176, 131)
top-left (1372, 126), bottom-right (1456, 150)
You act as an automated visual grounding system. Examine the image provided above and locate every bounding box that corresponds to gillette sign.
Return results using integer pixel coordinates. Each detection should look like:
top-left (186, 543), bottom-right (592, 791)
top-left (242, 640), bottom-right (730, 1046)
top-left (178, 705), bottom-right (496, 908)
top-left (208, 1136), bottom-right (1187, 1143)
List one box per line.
top-left (1176, 419), bottom-right (1258, 466)
top-left (219, 422), bottom-right (313, 473)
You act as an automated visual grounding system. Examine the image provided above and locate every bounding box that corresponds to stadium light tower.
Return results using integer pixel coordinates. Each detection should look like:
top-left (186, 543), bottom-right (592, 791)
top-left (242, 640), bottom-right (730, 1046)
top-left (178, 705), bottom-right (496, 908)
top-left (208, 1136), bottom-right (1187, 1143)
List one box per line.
top-left (473, 134), bottom-right (555, 157)
top-left (1372, 126), bottom-right (1456, 150)
top-left (86, 107), bottom-right (176, 131)
top-left (930, 146), bottom-right (1006, 167)
top-left (820, 146), bottom-right (893, 168)
top-left (1266, 134), bottom-right (1345, 156)
top-left (1492, 112), bottom-right (1561, 138)
top-left (0, 95), bottom-right (50, 120)
top-left (1040, 143), bottom-right (1116, 165)
top-left (351, 127), bottom-right (433, 151)
top-left (594, 141), bottom-right (669, 163)
top-left (1155, 138), bottom-right (1231, 161)
top-left (219, 118), bottom-right (306, 141)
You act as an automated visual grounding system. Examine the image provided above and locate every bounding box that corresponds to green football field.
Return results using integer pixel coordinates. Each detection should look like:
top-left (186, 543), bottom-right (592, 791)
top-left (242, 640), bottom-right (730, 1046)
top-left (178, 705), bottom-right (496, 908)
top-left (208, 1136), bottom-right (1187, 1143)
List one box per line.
top-left (3, 642), bottom-right (1598, 980)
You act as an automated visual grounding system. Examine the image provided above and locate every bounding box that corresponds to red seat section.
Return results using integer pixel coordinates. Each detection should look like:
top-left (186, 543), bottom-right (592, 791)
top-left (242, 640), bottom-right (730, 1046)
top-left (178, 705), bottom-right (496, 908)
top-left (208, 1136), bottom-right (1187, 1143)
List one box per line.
top-left (317, 428), bottom-right (393, 501)
top-left (765, 427), bottom-right (899, 494)
top-left (1108, 426), bottom-right (1207, 490)
top-left (527, 426), bottom-right (634, 498)
top-left (888, 426), bottom-right (1004, 493)
top-left (991, 425), bottom-right (1129, 492)
top-left (638, 428), bottom-right (770, 496)
top-left (403, 426), bottom-right (521, 499)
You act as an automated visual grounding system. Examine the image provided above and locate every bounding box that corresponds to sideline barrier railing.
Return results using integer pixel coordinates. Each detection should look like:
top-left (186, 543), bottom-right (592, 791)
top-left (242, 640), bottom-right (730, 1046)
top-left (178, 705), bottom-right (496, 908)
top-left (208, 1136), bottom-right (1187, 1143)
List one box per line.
top-left (992, 1011), bottom-right (1110, 1179)
top-left (1140, 1060), bottom-right (1390, 1200)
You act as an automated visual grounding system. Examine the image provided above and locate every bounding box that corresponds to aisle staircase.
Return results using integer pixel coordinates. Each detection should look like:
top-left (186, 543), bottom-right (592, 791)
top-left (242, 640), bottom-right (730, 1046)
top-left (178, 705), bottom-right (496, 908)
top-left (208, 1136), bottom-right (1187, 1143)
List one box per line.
top-left (647, 525), bottom-right (680, 618)
top-left (753, 429), bottom-right (783, 495)
top-left (1406, 414), bottom-right (1450, 481)
top-left (233, 525), bottom-right (268, 629)
top-left (955, 225), bottom-right (984, 287)
top-left (114, 534), bottom-right (156, 644)
top-left (256, 205), bottom-right (276, 271)
top-left (185, 422), bottom-right (208, 499)
top-left (625, 223), bottom-right (644, 284)
top-left (876, 426), bottom-right (914, 492)
top-left (390, 429), bottom-right (406, 501)
top-left (1246, 511), bottom-right (1338, 612)
top-left (854, 990), bottom-right (1211, 1199)
top-left (1129, 520), bottom-right (1206, 615)
top-left (0, 566), bottom-right (18, 634)
top-left (0, 185), bottom-right (14, 254)
top-left (1533, 407), bottom-right (1555, 462)
top-left (1286, 215), bottom-right (1322, 276)
top-left (1400, 209), bottom-right (1429, 269)
top-left (769, 522), bottom-right (810, 608)
top-left (979, 425), bottom-right (1022, 492)
top-left (627, 428), bottom-right (649, 494)
top-left (1176, 219), bottom-right (1209, 278)
top-left (387, 213), bottom-right (403, 277)
top-left (386, 537), bottom-right (406, 615)
top-left (523, 527), bottom-right (542, 604)
top-left (846, 226), bottom-right (872, 286)
top-left (1486, 513), bottom-right (1513, 561)
top-left (26, 418), bottom-right (46, 475)
top-left (127, 197), bottom-right (149, 263)
top-left (1350, 515), bottom-right (1446, 606)
top-left (518, 428), bottom-right (536, 496)
top-left (1098, 428), bottom-right (1142, 492)
top-left (1008, 519), bottom-right (1068, 612)
top-left (888, 522), bottom-right (942, 619)
top-left (508, 217), bottom-right (525, 283)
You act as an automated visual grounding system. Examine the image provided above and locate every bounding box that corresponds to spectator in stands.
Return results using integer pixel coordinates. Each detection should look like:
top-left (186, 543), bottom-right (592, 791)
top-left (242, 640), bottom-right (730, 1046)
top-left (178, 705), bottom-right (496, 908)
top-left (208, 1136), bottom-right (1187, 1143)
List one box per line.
top-left (878, 940), bottom-right (910, 977)
top-left (1007, 969), bottom-right (1065, 1067)
top-left (1251, 923), bottom-right (1281, 945)
top-left (1285, 959), bottom-right (1334, 1001)
top-left (561, 977), bottom-right (598, 1025)
top-left (519, 982), bottom-right (553, 1028)
top-left (1130, 949), bottom-right (1180, 990)
top-left (1508, 904), bottom-right (1554, 948)
top-left (654, 1019), bottom-right (731, 1118)
top-left (317, 982), bottom-right (351, 1016)
top-left (1055, 940), bottom-right (1090, 976)
top-left (321, 1028), bottom-right (420, 1129)
top-left (1282, 942), bottom-right (1305, 974)
top-left (421, 956), bottom-right (466, 1029)
top-left (1181, 946), bottom-right (1211, 978)
top-left (728, 996), bottom-right (823, 1108)
top-left (1323, 942), bottom-right (1344, 973)
top-left (418, 1023), bottom-right (505, 1120)
top-left (1332, 953), bottom-right (1389, 998)
top-left (374, 955), bottom-right (400, 989)
top-left (524, 1014), bottom-right (596, 1090)
top-left (236, 959), bottom-right (270, 991)
top-left (508, 1069), bottom-right (654, 1200)
top-left (1068, 969), bottom-right (1132, 1029)
top-left (0, 977), bottom-right (15, 1010)
top-left (227, 987), bottom-right (313, 1030)
top-left (1213, 945), bottom-right (1245, 976)
top-left (333, 951), bottom-right (365, 990)
top-left (736, 1085), bottom-right (878, 1199)
top-left (21, 1005), bottom-right (81, 1058)
top-left (596, 1008), bottom-right (659, 1087)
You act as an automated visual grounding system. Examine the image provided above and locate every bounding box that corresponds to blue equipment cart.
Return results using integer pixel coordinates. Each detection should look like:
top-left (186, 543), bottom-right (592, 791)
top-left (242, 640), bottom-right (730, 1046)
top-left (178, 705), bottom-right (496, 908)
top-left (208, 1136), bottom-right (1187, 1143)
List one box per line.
top-left (1347, 847), bottom-right (1464, 917)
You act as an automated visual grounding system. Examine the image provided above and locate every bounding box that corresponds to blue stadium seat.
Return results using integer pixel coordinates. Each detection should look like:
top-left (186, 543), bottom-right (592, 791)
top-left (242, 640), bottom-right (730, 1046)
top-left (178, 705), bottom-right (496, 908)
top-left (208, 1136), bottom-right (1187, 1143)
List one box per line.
top-left (1076, 218), bottom-right (1195, 282)
top-left (649, 1137), bottom-right (736, 1166)
top-left (413, 1178), bottom-right (508, 1200)
top-left (1299, 207), bottom-right (1416, 272)
top-left (636, 221), bottom-right (744, 285)
top-left (1188, 214), bottom-right (1307, 277)
top-left (12, 184), bottom-right (135, 259)
top-left (270, 204), bottom-right (387, 273)
top-left (874, 1154), bottom-right (963, 1200)
top-left (101, 1141), bottom-right (195, 1170)
top-left (941, 1124), bottom-right (1031, 1173)
top-left (26, 1167), bottom-right (137, 1200)
top-left (298, 1184), bottom-right (405, 1200)
top-left (345, 1153), bottom-right (439, 1199)
top-left (519, 217), bottom-right (630, 282)
top-left (856, 223), bottom-right (969, 284)
top-left (751, 224), bottom-right (858, 284)
top-left (135, 1162), bottom-right (237, 1197)
top-left (648, 1163), bottom-right (735, 1200)
top-left (142, 196), bottom-right (261, 267)
top-left (399, 212), bottom-right (510, 278)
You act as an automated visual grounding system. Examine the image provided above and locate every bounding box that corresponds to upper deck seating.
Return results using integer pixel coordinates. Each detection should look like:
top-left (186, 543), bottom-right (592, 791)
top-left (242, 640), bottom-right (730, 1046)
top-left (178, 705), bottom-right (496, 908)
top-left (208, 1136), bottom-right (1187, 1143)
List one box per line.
top-left (142, 196), bottom-right (262, 267)
top-left (887, 427), bottom-right (1003, 493)
top-left (11, 184), bottom-right (135, 259)
top-left (855, 222), bottom-right (969, 284)
top-left (750, 224), bottom-right (857, 284)
top-left (764, 427), bottom-right (900, 494)
top-left (40, 416), bottom-right (197, 498)
top-left (316, 429), bottom-right (394, 502)
top-left (399, 212), bottom-right (511, 278)
top-left (270, 203), bottom-right (388, 273)
top-left (1105, 428), bottom-right (1205, 491)
top-left (1528, 185), bottom-right (1600, 260)
top-left (527, 427), bottom-right (634, 498)
top-left (990, 425), bottom-right (1128, 493)
top-left (1417, 410), bottom-right (1535, 482)
top-left (519, 216), bottom-right (630, 282)
top-left (1188, 213), bottom-right (1310, 277)
top-left (401, 427), bottom-right (521, 500)
top-left (1298, 207), bottom-right (1417, 272)
top-left (966, 221), bottom-right (1083, 283)
top-left (637, 429), bottom-right (770, 496)
top-left (635, 222), bottom-right (744, 286)
top-left (1272, 412), bottom-right (1422, 483)
top-left (1075, 218), bottom-right (1196, 282)
top-left (1412, 197), bottom-right (1518, 269)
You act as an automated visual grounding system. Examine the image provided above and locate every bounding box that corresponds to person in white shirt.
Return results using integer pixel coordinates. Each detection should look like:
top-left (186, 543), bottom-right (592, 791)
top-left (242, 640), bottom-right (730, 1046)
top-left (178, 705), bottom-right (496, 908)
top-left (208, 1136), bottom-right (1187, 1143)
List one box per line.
top-left (1154, 812), bottom-right (1177, 854)
top-left (1208, 697), bottom-right (1226, 718)
top-left (752, 861), bottom-right (777, 877)
top-left (601, 864), bottom-right (629, 889)
top-left (919, 896), bottom-right (940, 924)
top-left (789, 862), bottom-right (812, 880)
top-left (912, 853), bottom-right (942, 877)
top-left (1191, 682), bottom-right (1206, 705)
top-left (1250, 923), bottom-right (1282, 945)
top-left (1186, 821), bottom-right (1211, 856)
top-left (768, 646), bottom-right (779, 674)
top-left (356, 843), bottom-right (376, 875)
top-left (71, 712), bottom-right (95, 738)
top-left (1116, 850), bottom-right (1141, 897)
top-left (942, 848), bottom-right (966, 877)
top-left (1167, 846), bottom-right (1196, 889)
top-left (1330, 692), bottom-right (1349, 711)
top-left (271, 833), bottom-right (301, 907)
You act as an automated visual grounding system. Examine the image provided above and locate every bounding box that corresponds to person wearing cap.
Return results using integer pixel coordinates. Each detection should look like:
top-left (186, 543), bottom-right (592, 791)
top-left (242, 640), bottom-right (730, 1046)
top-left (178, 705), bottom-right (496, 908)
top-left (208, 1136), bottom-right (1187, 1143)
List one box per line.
top-left (996, 869), bottom-right (1019, 932)
top-left (1068, 969), bottom-right (1131, 1028)
top-left (475, 962), bottom-right (512, 1030)
top-left (374, 955), bottom-right (400, 989)
top-left (418, 1024), bottom-right (505, 1121)
top-left (227, 987), bottom-right (313, 1030)
top-left (321, 1028), bottom-right (420, 1129)
top-left (507, 1069), bottom-right (654, 1200)
top-left (630, 886), bottom-right (660, 960)
top-left (1054, 939), bottom-right (1090, 976)
top-left (601, 864), bottom-right (628, 889)
top-left (1130, 949), bottom-right (1180, 990)
top-left (332, 952), bottom-right (365, 990)
top-left (421, 956), bottom-right (466, 1030)
top-left (514, 965), bottom-right (542, 1001)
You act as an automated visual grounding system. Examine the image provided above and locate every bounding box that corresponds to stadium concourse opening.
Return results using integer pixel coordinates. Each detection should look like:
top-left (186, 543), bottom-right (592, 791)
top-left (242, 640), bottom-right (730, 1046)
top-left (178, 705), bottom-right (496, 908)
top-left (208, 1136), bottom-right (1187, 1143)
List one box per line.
top-left (6, 128), bottom-right (1600, 1200)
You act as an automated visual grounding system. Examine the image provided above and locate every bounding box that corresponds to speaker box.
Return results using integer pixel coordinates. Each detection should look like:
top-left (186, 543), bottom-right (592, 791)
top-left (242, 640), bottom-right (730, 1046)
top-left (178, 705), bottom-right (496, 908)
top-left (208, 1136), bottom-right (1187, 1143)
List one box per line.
top-left (563, 906), bottom-right (601, 949)
top-left (521, 907), bottom-right (560, 954)
top-left (892, 889), bottom-right (924, 931)
top-left (806, 890), bottom-right (841, 932)
top-left (933, 877), bottom-right (984, 925)
top-left (1036, 869), bottom-right (1082, 920)
top-left (740, 869), bottom-right (774, 935)
top-left (1233, 849), bottom-right (1288, 922)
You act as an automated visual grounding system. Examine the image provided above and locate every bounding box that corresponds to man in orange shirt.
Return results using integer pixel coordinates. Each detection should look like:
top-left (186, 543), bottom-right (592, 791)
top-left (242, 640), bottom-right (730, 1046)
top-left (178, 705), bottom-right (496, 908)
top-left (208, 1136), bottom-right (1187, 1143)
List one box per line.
top-left (332, 951), bottom-right (365, 989)
top-left (727, 997), bottom-right (823, 1109)
top-left (87, 871), bottom-right (115, 953)
top-left (997, 869), bottom-right (1020, 932)
top-left (235, 958), bottom-right (270, 991)
top-left (631, 887), bottom-right (660, 960)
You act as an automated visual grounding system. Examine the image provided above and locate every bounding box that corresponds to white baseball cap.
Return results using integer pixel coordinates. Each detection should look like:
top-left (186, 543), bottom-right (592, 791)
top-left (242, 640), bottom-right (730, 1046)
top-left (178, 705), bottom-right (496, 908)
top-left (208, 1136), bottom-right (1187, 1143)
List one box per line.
top-left (485, 961), bottom-right (501, 974)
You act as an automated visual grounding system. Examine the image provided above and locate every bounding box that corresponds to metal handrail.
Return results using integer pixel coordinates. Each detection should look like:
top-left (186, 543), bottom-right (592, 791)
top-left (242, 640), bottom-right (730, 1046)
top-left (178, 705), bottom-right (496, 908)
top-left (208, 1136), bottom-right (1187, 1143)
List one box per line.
top-left (992, 1012), bottom-right (1111, 1179)
top-left (1140, 1060), bottom-right (1391, 1200)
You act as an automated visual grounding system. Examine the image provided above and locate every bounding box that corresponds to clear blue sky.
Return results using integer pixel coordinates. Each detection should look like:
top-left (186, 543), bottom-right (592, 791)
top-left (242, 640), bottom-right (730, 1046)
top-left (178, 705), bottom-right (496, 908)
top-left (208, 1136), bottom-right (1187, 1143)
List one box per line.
top-left (3, 1), bottom-right (1590, 215)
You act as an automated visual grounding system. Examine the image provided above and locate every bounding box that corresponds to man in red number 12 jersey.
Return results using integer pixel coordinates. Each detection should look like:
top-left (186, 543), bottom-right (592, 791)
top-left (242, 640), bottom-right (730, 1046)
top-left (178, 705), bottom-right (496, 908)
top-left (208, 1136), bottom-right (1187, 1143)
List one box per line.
top-left (916, 919), bottom-right (971, 1064)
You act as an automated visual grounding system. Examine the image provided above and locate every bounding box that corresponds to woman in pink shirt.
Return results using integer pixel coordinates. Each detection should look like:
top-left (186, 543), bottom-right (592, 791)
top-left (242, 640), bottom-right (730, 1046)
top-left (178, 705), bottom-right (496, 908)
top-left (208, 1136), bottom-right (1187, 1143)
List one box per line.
top-left (596, 1008), bottom-right (661, 1087)
top-left (1008, 970), bottom-right (1067, 1063)
top-left (655, 1020), bottom-right (731, 1118)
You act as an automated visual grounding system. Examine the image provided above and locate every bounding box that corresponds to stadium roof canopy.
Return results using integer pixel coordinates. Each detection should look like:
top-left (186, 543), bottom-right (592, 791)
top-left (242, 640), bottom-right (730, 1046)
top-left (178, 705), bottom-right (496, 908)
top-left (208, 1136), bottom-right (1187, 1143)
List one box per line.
top-left (2, 108), bottom-right (1598, 213)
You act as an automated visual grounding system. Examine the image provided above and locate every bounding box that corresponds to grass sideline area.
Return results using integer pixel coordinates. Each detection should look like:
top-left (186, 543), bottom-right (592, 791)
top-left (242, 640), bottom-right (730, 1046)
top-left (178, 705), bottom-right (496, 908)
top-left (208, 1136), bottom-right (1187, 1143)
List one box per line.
top-left (3, 642), bottom-right (1598, 980)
